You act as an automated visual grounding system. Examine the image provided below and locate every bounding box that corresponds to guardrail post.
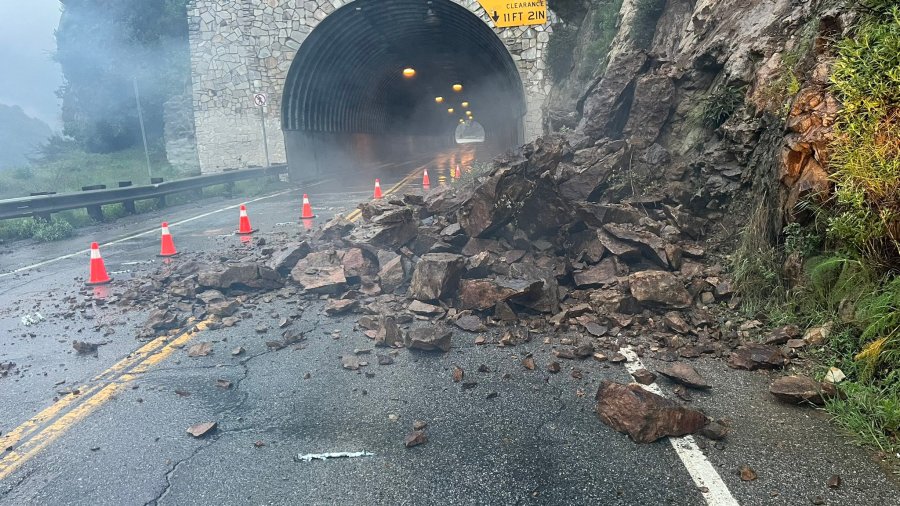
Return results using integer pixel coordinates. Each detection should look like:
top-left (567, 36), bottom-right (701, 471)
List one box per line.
top-left (151, 177), bottom-right (166, 208)
top-left (29, 192), bottom-right (56, 222)
top-left (118, 181), bottom-right (136, 214)
top-left (223, 168), bottom-right (238, 197)
top-left (81, 185), bottom-right (107, 221)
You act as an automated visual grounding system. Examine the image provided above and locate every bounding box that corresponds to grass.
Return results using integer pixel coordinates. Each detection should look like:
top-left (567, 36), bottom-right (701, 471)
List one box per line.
top-left (0, 155), bottom-right (286, 245)
top-left (699, 85), bottom-right (748, 130)
top-left (0, 145), bottom-right (187, 200)
top-left (826, 6), bottom-right (900, 265)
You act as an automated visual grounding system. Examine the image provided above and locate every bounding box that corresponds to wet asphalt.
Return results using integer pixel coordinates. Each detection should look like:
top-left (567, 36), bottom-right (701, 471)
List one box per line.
top-left (1, 148), bottom-right (898, 505)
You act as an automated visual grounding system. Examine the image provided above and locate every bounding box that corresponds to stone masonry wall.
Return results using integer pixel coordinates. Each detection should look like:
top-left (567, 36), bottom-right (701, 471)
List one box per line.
top-left (188, 0), bottom-right (553, 172)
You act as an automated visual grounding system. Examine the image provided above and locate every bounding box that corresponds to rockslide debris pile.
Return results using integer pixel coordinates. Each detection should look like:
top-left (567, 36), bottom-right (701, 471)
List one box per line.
top-left (120, 136), bottom-right (828, 442)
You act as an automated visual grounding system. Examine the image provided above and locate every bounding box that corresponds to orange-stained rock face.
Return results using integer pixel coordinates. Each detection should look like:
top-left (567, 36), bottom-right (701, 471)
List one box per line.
top-left (780, 83), bottom-right (840, 218)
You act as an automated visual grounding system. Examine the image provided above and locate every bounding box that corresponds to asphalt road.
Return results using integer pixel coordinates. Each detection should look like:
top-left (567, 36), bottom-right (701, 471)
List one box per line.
top-left (0, 147), bottom-right (898, 505)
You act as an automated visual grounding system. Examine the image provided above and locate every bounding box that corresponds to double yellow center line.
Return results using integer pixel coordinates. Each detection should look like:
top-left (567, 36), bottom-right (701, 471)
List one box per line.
top-left (0, 164), bottom-right (424, 483)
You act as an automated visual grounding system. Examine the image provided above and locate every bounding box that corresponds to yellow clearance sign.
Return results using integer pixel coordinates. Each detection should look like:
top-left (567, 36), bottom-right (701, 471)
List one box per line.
top-left (476, 0), bottom-right (547, 28)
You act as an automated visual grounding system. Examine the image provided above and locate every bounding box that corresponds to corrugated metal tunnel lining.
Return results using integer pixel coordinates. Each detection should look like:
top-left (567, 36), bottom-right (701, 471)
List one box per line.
top-left (281, 0), bottom-right (526, 147)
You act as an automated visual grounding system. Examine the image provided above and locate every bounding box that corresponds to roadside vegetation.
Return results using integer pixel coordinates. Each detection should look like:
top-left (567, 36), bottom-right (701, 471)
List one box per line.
top-left (732, 3), bottom-right (900, 456)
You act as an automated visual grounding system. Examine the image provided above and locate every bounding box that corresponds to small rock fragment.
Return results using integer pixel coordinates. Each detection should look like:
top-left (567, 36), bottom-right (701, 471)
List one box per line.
top-left (827, 475), bottom-right (841, 489)
top-left (522, 356), bottom-right (536, 370)
top-left (739, 465), bottom-right (757, 481)
top-left (547, 361), bottom-right (561, 373)
top-left (631, 368), bottom-right (656, 385)
top-left (452, 366), bottom-right (464, 383)
top-left (187, 422), bottom-right (217, 438)
top-left (404, 430), bottom-right (428, 448)
top-left (187, 342), bottom-right (213, 357)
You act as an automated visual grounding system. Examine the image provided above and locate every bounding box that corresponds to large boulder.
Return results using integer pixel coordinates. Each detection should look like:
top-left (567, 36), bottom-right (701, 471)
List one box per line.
top-left (595, 380), bottom-right (708, 443)
top-left (408, 253), bottom-right (465, 301)
top-left (628, 271), bottom-right (692, 308)
top-left (405, 327), bottom-right (452, 352)
top-left (769, 376), bottom-right (836, 406)
top-left (290, 251), bottom-right (347, 294)
top-left (266, 242), bottom-right (311, 275)
top-left (727, 344), bottom-right (788, 370)
top-left (457, 278), bottom-right (542, 310)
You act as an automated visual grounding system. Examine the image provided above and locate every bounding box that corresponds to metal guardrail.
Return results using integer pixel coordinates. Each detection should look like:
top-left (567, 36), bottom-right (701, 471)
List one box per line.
top-left (0, 165), bottom-right (288, 221)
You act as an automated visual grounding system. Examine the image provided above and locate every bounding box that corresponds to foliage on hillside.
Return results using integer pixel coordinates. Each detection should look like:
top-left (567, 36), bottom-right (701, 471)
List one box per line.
top-left (827, 6), bottom-right (900, 267)
top-left (55, 0), bottom-right (190, 153)
top-left (0, 104), bottom-right (53, 170)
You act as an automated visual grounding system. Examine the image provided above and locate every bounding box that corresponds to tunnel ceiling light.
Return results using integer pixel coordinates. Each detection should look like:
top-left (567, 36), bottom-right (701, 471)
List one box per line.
top-left (461, 101), bottom-right (469, 108)
top-left (447, 108), bottom-right (455, 114)
top-left (403, 68), bottom-right (416, 78)
top-left (452, 84), bottom-right (463, 92)
top-left (434, 96), bottom-right (444, 103)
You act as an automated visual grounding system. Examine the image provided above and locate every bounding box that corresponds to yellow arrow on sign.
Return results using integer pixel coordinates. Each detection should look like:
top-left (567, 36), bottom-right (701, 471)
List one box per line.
top-left (476, 0), bottom-right (547, 29)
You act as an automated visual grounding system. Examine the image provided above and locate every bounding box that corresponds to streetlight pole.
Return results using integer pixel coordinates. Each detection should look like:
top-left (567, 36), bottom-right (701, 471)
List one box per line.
top-left (133, 76), bottom-right (153, 180)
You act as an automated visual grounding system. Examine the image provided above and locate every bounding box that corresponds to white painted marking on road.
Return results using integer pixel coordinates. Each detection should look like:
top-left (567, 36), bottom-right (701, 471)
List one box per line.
top-left (619, 347), bottom-right (739, 506)
top-left (295, 451), bottom-right (374, 462)
top-left (0, 181), bottom-right (332, 280)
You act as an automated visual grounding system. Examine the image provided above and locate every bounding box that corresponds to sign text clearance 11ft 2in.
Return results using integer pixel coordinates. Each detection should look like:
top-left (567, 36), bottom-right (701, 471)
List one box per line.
top-left (476, 0), bottom-right (547, 28)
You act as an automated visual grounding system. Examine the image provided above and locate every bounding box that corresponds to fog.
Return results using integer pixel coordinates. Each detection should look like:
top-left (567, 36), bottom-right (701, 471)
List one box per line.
top-left (0, 1), bottom-right (62, 129)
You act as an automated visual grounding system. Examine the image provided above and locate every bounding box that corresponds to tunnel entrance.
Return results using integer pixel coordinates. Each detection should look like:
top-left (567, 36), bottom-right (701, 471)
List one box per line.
top-left (455, 120), bottom-right (486, 144)
top-left (281, 0), bottom-right (526, 178)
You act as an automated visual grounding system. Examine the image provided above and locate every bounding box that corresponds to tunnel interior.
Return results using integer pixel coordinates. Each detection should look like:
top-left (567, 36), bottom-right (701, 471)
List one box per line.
top-left (282, 0), bottom-right (526, 176)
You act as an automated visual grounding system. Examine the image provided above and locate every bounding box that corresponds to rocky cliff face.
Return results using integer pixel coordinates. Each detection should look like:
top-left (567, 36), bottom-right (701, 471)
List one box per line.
top-left (546, 0), bottom-right (852, 249)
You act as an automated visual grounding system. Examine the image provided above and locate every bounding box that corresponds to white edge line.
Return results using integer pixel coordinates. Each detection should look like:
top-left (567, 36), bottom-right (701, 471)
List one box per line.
top-left (0, 181), bottom-right (333, 279)
top-left (619, 346), bottom-right (739, 506)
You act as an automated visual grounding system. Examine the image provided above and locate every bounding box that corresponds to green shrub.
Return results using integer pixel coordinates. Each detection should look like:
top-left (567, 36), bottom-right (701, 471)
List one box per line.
top-left (827, 7), bottom-right (900, 264)
top-left (548, 24), bottom-right (578, 82)
top-left (578, 0), bottom-right (624, 80)
top-left (700, 85), bottom-right (747, 129)
top-left (0, 217), bottom-right (76, 243)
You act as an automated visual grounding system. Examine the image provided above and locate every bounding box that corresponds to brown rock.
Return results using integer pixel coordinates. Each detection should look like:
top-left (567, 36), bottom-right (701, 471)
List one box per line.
top-left (573, 258), bottom-right (618, 288)
top-left (324, 299), bottom-right (358, 315)
top-left (764, 324), bottom-right (801, 345)
top-left (595, 380), bottom-right (708, 443)
top-left (628, 271), bottom-right (692, 308)
top-left (187, 342), bottom-right (213, 357)
top-left (378, 256), bottom-right (406, 293)
top-left (457, 278), bottom-right (541, 310)
top-left (603, 224), bottom-right (669, 267)
top-left (404, 430), bottom-right (428, 448)
top-left (656, 363), bottom-right (711, 389)
top-left (290, 251), bottom-right (347, 294)
top-left (547, 361), bottom-right (561, 373)
top-left (663, 312), bottom-right (691, 334)
top-left (522, 356), bottom-right (536, 370)
top-left (452, 365), bottom-right (464, 382)
top-left (827, 475), bottom-right (841, 489)
top-left (375, 317), bottom-right (402, 348)
top-left (454, 315), bottom-right (486, 333)
top-left (408, 253), bottom-right (465, 301)
top-left (187, 421), bottom-right (217, 438)
top-left (408, 300), bottom-right (444, 316)
top-left (699, 421), bottom-right (729, 440)
top-left (631, 368), bottom-right (657, 385)
top-left (769, 376), bottom-right (836, 405)
top-left (728, 344), bottom-right (787, 370)
top-left (266, 242), bottom-right (310, 275)
top-left (406, 327), bottom-right (452, 352)
top-left (739, 465), bottom-right (757, 481)
top-left (339, 248), bottom-right (376, 278)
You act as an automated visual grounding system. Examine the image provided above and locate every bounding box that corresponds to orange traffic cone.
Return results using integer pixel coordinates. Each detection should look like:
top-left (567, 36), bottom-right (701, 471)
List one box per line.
top-left (86, 242), bottom-right (111, 286)
top-left (422, 169), bottom-right (431, 187)
top-left (455, 165), bottom-right (462, 178)
top-left (374, 179), bottom-right (383, 199)
top-left (237, 204), bottom-right (256, 234)
top-left (158, 222), bottom-right (178, 257)
top-left (301, 194), bottom-right (316, 219)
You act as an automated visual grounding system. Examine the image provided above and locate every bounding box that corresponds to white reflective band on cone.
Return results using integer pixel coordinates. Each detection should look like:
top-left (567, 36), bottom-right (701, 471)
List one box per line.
top-left (90, 248), bottom-right (101, 259)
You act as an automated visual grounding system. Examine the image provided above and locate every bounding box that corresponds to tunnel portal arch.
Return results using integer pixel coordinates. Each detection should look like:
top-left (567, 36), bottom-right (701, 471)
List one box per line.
top-left (282, 0), bottom-right (526, 177)
top-left (188, 0), bottom-right (552, 174)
